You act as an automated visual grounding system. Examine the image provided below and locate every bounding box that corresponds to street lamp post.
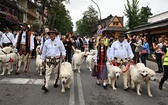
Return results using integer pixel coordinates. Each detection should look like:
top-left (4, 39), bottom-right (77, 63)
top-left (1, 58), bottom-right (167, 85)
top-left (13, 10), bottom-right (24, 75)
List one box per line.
top-left (86, 0), bottom-right (101, 25)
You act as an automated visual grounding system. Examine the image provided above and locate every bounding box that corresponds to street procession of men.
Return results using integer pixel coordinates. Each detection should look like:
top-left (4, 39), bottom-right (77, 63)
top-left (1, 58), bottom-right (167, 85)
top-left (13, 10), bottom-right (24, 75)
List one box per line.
top-left (0, 24), bottom-right (168, 97)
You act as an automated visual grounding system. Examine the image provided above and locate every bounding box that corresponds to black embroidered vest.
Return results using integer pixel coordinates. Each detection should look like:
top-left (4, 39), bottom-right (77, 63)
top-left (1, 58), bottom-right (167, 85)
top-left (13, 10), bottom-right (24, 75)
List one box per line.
top-left (16, 30), bottom-right (31, 53)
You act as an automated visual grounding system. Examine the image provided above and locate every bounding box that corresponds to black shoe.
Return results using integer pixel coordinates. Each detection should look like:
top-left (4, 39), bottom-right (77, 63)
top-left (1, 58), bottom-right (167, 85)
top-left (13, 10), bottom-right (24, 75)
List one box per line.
top-left (53, 83), bottom-right (58, 88)
top-left (124, 87), bottom-right (130, 91)
top-left (115, 82), bottom-right (118, 88)
top-left (159, 83), bottom-right (163, 90)
top-left (42, 86), bottom-right (48, 92)
top-left (15, 71), bottom-right (20, 75)
top-left (159, 86), bottom-right (162, 90)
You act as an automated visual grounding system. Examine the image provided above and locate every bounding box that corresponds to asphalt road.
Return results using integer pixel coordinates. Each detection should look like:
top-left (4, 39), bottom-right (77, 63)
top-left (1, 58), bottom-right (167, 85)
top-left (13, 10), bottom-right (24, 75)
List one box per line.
top-left (0, 58), bottom-right (168, 105)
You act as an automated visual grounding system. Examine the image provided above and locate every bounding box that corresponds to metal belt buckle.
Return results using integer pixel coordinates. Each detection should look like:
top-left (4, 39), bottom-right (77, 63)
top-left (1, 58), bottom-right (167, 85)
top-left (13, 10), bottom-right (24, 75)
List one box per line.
top-left (50, 57), bottom-right (55, 59)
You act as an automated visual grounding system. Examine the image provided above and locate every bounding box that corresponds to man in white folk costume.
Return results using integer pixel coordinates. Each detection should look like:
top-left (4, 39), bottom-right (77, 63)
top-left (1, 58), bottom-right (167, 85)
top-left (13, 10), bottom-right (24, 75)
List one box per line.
top-left (15, 23), bottom-right (34, 74)
top-left (0, 27), bottom-right (15, 48)
top-left (108, 32), bottom-right (134, 90)
top-left (41, 29), bottom-right (66, 92)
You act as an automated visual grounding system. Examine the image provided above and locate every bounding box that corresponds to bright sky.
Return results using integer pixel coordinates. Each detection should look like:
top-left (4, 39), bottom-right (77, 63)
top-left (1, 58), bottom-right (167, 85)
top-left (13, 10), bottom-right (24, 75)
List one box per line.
top-left (64, 0), bottom-right (168, 31)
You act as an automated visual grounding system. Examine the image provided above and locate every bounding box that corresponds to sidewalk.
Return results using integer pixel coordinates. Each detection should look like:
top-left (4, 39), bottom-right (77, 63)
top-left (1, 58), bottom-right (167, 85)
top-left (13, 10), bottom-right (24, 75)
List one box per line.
top-left (146, 60), bottom-right (168, 89)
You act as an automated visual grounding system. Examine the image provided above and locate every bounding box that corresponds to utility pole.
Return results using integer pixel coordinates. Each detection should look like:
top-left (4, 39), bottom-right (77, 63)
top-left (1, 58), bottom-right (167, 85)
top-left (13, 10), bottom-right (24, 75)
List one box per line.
top-left (90, 0), bottom-right (102, 25)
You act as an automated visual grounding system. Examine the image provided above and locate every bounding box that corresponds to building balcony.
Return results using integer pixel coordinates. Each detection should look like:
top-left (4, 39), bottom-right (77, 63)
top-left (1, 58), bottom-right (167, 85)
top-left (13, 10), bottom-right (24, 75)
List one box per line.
top-left (27, 9), bottom-right (37, 19)
top-left (28, 0), bottom-right (38, 9)
top-left (4, 0), bottom-right (18, 8)
top-left (18, 4), bottom-right (26, 12)
top-left (0, 10), bottom-right (19, 24)
top-left (0, 9), bottom-right (6, 16)
top-left (6, 12), bottom-right (19, 23)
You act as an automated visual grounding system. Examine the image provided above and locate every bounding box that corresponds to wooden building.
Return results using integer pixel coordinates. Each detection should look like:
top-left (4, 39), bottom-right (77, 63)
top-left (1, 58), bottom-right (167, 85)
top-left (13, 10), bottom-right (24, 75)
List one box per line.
top-left (0, 0), bottom-right (41, 31)
top-left (92, 15), bottom-right (124, 38)
top-left (102, 15), bottom-right (124, 38)
top-left (127, 11), bottom-right (168, 46)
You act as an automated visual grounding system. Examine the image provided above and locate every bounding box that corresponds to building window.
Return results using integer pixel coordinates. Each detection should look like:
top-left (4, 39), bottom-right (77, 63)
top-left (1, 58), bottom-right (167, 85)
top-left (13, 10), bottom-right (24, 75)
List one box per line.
top-left (113, 22), bottom-right (119, 25)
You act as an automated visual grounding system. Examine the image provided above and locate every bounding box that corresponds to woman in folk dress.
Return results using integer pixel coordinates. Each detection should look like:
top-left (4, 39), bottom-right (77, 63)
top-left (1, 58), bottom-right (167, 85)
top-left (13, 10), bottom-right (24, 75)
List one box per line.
top-left (92, 38), bottom-right (108, 88)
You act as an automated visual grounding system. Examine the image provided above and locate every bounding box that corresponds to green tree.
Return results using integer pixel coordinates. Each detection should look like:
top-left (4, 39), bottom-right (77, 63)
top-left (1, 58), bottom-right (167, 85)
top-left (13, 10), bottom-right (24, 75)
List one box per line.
top-left (32, 23), bottom-right (40, 32)
top-left (139, 6), bottom-right (153, 24)
top-left (124, 0), bottom-right (139, 30)
top-left (47, 1), bottom-right (73, 34)
top-left (37, 0), bottom-right (71, 34)
top-left (124, 0), bottom-right (153, 30)
top-left (76, 6), bottom-right (99, 36)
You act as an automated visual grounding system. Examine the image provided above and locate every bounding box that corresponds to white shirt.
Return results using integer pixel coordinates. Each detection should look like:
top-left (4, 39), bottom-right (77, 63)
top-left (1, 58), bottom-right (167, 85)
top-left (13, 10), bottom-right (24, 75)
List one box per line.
top-left (85, 38), bottom-right (89, 44)
top-left (15, 31), bottom-right (27, 44)
top-left (106, 47), bottom-right (111, 61)
top-left (108, 39), bottom-right (134, 60)
top-left (156, 43), bottom-right (163, 53)
top-left (41, 38), bottom-right (66, 62)
top-left (0, 32), bottom-right (15, 46)
top-left (15, 31), bottom-right (34, 50)
top-left (93, 46), bottom-right (108, 62)
top-left (21, 31), bottom-right (26, 43)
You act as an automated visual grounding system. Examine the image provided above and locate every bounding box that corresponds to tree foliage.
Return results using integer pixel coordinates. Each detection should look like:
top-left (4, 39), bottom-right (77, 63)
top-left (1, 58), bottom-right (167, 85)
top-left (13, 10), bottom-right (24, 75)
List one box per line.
top-left (76, 6), bottom-right (99, 36)
top-left (124, 0), bottom-right (139, 30)
top-left (124, 0), bottom-right (153, 30)
top-left (139, 6), bottom-right (153, 24)
top-left (47, 2), bottom-right (73, 34)
top-left (32, 23), bottom-right (40, 32)
top-left (37, 0), bottom-right (73, 34)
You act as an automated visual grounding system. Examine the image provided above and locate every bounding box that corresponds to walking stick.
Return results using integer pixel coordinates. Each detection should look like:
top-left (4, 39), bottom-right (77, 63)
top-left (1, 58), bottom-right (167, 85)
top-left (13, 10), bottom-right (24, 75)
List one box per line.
top-left (53, 58), bottom-right (61, 88)
top-left (53, 47), bottom-right (62, 88)
top-left (41, 61), bottom-right (48, 92)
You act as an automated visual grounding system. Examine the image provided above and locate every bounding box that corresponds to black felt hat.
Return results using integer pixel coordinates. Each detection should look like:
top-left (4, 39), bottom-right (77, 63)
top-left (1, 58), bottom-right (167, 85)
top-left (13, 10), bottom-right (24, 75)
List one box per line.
top-left (118, 32), bottom-right (126, 37)
top-left (3, 27), bottom-right (9, 31)
top-left (21, 23), bottom-right (28, 27)
top-left (47, 30), bottom-right (59, 35)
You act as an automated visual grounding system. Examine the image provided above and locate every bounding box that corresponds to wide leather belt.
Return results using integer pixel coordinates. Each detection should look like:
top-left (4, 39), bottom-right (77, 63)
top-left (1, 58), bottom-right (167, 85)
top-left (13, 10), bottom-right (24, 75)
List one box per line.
top-left (46, 56), bottom-right (60, 59)
top-left (114, 57), bottom-right (128, 66)
top-left (45, 56), bottom-right (60, 67)
top-left (2, 42), bottom-right (12, 47)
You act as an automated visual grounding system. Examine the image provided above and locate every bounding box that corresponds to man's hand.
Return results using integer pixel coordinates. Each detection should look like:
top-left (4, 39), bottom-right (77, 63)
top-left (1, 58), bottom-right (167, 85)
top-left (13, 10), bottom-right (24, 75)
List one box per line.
top-left (62, 55), bottom-right (65, 60)
top-left (110, 60), bottom-right (117, 66)
top-left (129, 59), bottom-right (134, 64)
top-left (12, 46), bottom-right (15, 49)
top-left (42, 62), bottom-right (45, 66)
top-left (109, 60), bottom-right (114, 65)
top-left (94, 62), bottom-right (97, 66)
top-left (39, 50), bottom-right (42, 54)
top-left (29, 50), bottom-right (32, 54)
